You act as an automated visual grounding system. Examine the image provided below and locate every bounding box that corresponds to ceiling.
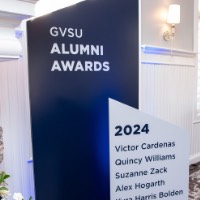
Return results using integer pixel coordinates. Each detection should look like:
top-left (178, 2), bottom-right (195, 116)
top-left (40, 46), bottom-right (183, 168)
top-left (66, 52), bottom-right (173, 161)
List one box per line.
top-left (17, 0), bottom-right (39, 3)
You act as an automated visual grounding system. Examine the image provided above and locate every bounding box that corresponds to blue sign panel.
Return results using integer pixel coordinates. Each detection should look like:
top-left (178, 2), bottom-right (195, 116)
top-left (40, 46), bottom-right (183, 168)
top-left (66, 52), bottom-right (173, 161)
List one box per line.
top-left (27, 0), bottom-right (138, 199)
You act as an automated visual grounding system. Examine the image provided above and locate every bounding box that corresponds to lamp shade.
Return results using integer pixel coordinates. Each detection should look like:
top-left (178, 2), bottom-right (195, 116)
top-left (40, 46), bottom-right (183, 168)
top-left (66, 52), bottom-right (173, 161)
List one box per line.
top-left (167, 4), bottom-right (180, 24)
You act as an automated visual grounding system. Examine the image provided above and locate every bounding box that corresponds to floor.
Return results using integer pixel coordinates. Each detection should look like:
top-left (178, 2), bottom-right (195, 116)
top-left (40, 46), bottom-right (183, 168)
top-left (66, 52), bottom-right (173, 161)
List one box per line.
top-left (189, 162), bottom-right (200, 199)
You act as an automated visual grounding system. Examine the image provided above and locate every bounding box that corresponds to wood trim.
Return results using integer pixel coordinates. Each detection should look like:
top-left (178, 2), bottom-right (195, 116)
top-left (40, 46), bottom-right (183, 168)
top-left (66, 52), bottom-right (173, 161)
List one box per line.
top-left (141, 45), bottom-right (196, 67)
top-left (141, 45), bottom-right (196, 57)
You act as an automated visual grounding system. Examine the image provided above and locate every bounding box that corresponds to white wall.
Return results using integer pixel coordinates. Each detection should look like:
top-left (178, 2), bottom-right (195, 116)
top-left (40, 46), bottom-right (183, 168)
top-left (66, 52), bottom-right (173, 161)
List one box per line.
top-left (141, 52), bottom-right (196, 154)
top-left (0, 0), bottom-right (35, 198)
top-left (141, 0), bottom-right (194, 50)
top-left (0, 26), bottom-right (34, 199)
top-left (141, 0), bottom-right (199, 163)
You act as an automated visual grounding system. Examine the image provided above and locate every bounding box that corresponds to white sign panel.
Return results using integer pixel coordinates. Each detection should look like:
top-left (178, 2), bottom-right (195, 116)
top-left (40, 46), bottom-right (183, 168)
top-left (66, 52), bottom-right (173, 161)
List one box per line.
top-left (109, 99), bottom-right (189, 200)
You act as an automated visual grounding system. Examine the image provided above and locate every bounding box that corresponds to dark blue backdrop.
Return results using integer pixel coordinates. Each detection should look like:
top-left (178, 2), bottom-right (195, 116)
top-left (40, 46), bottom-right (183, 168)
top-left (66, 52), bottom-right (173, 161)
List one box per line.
top-left (27, 0), bottom-right (138, 199)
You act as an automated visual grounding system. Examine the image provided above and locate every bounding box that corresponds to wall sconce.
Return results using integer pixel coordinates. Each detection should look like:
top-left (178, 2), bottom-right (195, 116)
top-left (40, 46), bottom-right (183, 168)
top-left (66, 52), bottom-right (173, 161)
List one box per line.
top-left (163, 4), bottom-right (180, 41)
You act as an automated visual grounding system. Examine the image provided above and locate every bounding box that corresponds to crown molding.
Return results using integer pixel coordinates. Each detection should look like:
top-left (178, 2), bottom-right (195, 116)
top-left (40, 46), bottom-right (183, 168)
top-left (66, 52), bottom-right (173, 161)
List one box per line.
top-left (0, 10), bottom-right (32, 28)
top-left (0, 0), bottom-right (35, 27)
top-left (0, 38), bottom-right (22, 62)
top-left (0, 0), bottom-right (34, 61)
